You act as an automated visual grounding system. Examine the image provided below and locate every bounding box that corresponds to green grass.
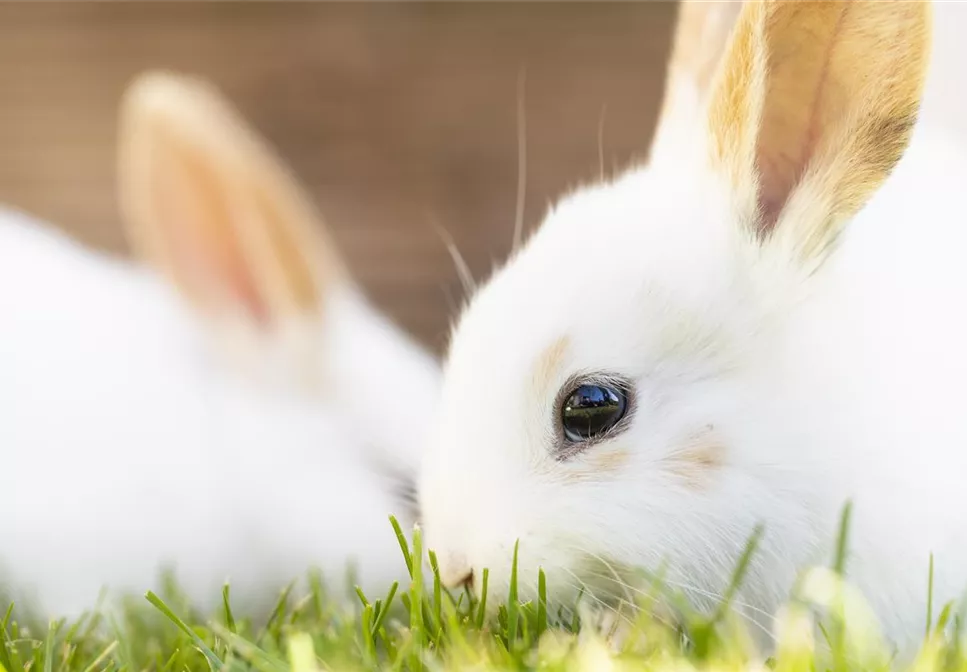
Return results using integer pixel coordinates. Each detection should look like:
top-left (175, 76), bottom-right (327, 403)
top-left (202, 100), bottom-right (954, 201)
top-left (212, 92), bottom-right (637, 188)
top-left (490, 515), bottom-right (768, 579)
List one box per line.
top-left (2, 512), bottom-right (966, 671)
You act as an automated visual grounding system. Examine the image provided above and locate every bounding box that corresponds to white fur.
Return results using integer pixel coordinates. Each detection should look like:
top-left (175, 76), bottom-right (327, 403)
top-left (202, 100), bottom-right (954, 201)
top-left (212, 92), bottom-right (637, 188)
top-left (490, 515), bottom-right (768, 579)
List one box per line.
top-left (420, 3), bottom-right (967, 652)
top-left (0, 207), bottom-right (439, 617)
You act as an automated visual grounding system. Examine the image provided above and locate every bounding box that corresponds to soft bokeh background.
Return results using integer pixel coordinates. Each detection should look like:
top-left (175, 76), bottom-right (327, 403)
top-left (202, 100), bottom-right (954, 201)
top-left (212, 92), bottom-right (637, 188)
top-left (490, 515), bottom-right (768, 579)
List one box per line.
top-left (0, 2), bottom-right (677, 353)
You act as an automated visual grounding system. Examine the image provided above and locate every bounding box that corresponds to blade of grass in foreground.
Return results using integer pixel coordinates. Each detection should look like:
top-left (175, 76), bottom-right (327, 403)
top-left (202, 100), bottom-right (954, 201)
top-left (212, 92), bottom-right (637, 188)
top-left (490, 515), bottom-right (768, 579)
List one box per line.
top-left (688, 524), bottom-right (763, 659)
top-left (0, 604), bottom-right (28, 672)
top-left (222, 584), bottom-right (237, 635)
top-left (210, 623), bottom-right (288, 672)
top-left (390, 515), bottom-right (414, 578)
top-left (260, 582), bottom-right (294, 646)
top-left (108, 612), bottom-right (136, 671)
top-left (833, 501), bottom-right (853, 576)
top-left (537, 568), bottom-right (547, 640)
top-left (713, 524), bottom-right (764, 624)
top-left (42, 620), bottom-right (57, 672)
top-left (360, 603), bottom-right (377, 665)
top-left (145, 591), bottom-right (224, 671)
top-left (80, 640), bottom-right (119, 672)
top-left (507, 540), bottom-right (520, 653)
top-left (371, 581), bottom-right (399, 639)
top-left (475, 568), bottom-right (490, 631)
top-left (428, 550), bottom-right (443, 640)
top-left (0, 605), bottom-right (17, 672)
top-left (927, 553), bottom-right (935, 637)
top-left (409, 525), bottom-right (425, 671)
top-left (829, 502), bottom-right (854, 672)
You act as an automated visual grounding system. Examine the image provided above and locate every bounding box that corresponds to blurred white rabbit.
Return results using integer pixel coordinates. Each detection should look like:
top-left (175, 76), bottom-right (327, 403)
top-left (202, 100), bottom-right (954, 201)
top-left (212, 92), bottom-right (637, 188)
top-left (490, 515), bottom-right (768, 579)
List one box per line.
top-left (419, 0), bottom-right (967, 653)
top-left (0, 72), bottom-right (439, 617)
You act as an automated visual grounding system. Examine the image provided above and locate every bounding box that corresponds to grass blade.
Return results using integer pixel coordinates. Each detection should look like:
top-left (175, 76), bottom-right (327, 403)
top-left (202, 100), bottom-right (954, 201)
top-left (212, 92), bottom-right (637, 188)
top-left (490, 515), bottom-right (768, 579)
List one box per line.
top-left (936, 602), bottom-right (954, 633)
top-left (428, 550), bottom-right (443, 639)
top-left (360, 604), bottom-right (377, 666)
top-left (80, 641), bottom-right (118, 672)
top-left (712, 524), bottom-right (763, 624)
top-left (475, 568), bottom-right (490, 630)
top-left (107, 612), bottom-right (135, 672)
top-left (371, 582), bottom-right (399, 638)
top-left (927, 553), bottom-right (935, 638)
top-left (209, 624), bottom-right (288, 672)
top-left (43, 620), bottom-right (57, 672)
top-left (507, 540), bottom-right (520, 653)
top-left (390, 516), bottom-right (414, 578)
top-left (537, 568), bottom-right (547, 640)
top-left (0, 605), bottom-right (17, 672)
top-left (308, 569), bottom-right (326, 621)
top-left (261, 583), bottom-right (293, 645)
top-left (833, 501), bottom-right (853, 576)
top-left (409, 525), bottom-right (425, 671)
top-left (145, 591), bottom-right (224, 671)
top-left (222, 584), bottom-right (237, 635)
top-left (355, 587), bottom-right (371, 610)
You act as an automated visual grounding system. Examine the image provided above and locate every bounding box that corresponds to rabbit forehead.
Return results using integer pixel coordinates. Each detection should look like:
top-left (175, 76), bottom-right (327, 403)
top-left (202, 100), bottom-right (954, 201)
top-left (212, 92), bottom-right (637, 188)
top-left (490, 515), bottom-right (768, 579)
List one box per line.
top-left (448, 167), bottom-right (740, 379)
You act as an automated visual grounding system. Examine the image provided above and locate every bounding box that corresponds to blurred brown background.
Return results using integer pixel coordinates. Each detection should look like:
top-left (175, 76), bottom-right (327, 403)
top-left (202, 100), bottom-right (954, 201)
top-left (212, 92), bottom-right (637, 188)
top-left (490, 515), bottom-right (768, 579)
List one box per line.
top-left (0, 2), bottom-right (677, 354)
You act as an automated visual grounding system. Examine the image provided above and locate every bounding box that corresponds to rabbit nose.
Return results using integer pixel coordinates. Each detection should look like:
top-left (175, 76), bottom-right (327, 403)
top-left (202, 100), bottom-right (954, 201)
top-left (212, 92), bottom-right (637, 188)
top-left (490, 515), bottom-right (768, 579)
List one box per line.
top-left (439, 553), bottom-right (474, 590)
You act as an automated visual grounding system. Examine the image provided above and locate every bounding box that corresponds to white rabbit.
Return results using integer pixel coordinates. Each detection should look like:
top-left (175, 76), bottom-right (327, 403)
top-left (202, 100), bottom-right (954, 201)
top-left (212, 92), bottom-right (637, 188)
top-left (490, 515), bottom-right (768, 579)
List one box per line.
top-left (0, 72), bottom-right (439, 618)
top-left (419, 0), bottom-right (967, 653)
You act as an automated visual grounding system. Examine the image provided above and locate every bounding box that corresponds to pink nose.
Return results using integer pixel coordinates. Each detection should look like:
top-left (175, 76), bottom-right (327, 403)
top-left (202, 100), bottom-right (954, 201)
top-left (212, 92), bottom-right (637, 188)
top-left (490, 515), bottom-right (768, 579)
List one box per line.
top-left (439, 553), bottom-right (474, 590)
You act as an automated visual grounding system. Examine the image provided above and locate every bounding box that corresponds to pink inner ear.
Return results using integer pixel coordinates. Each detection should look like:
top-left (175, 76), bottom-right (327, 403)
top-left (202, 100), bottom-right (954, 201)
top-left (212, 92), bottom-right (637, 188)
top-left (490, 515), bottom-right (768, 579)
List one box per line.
top-left (755, 6), bottom-right (846, 235)
top-left (756, 156), bottom-right (792, 235)
top-left (757, 147), bottom-right (813, 234)
top-left (755, 85), bottom-right (826, 235)
top-left (169, 218), bottom-right (270, 327)
top-left (154, 146), bottom-right (270, 326)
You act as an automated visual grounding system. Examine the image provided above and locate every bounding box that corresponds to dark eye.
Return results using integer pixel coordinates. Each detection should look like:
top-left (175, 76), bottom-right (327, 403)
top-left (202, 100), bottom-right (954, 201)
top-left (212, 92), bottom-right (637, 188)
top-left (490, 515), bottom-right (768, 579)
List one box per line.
top-left (561, 384), bottom-right (628, 443)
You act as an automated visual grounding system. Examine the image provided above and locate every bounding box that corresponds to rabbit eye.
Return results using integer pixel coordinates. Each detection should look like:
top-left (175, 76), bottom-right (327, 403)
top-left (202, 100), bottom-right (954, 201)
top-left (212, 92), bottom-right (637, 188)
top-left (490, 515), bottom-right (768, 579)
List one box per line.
top-left (561, 383), bottom-right (628, 443)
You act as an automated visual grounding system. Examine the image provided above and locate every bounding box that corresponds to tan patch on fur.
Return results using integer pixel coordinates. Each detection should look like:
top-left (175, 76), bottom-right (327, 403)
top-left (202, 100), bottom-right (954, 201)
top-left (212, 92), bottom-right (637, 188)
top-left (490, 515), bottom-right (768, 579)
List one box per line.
top-left (118, 71), bottom-right (343, 325)
top-left (662, 426), bottom-right (726, 490)
top-left (706, 0), bottom-right (930, 266)
top-left (530, 335), bottom-right (571, 399)
top-left (561, 446), bottom-right (632, 484)
top-left (585, 447), bottom-right (632, 474)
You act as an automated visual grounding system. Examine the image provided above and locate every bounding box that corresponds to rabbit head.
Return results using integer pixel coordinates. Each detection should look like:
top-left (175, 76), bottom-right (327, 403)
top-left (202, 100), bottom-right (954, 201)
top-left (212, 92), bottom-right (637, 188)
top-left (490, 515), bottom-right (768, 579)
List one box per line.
top-left (419, 0), bottom-right (930, 615)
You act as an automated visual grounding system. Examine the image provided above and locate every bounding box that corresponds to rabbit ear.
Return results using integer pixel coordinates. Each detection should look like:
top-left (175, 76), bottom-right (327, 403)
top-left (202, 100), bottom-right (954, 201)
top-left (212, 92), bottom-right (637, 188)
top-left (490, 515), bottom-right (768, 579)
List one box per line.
top-left (650, 0), bottom-right (742, 159)
top-left (706, 0), bottom-right (930, 268)
top-left (117, 71), bottom-right (343, 329)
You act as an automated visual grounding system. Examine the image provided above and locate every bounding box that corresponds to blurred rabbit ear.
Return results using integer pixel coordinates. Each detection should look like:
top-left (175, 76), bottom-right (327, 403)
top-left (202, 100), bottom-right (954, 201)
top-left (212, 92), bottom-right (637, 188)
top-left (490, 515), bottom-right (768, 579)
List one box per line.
top-left (117, 71), bottom-right (344, 330)
top-left (650, 0), bottom-right (742, 161)
top-left (706, 0), bottom-right (930, 269)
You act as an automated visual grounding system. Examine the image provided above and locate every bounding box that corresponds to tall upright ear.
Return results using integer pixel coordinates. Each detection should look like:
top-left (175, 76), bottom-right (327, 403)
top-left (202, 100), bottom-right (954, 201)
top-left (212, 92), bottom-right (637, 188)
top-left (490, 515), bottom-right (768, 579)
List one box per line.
top-left (707, 0), bottom-right (931, 268)
top-left (117, 71), bottom-right (344, 329)
top-left (650, 0), bottom-right (742, 160)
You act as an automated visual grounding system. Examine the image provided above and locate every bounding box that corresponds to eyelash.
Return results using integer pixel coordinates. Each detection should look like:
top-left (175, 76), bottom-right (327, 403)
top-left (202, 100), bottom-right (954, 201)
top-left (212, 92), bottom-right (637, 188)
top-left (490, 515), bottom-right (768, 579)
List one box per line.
top-left (551, 372), bottom-right (636, 461)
